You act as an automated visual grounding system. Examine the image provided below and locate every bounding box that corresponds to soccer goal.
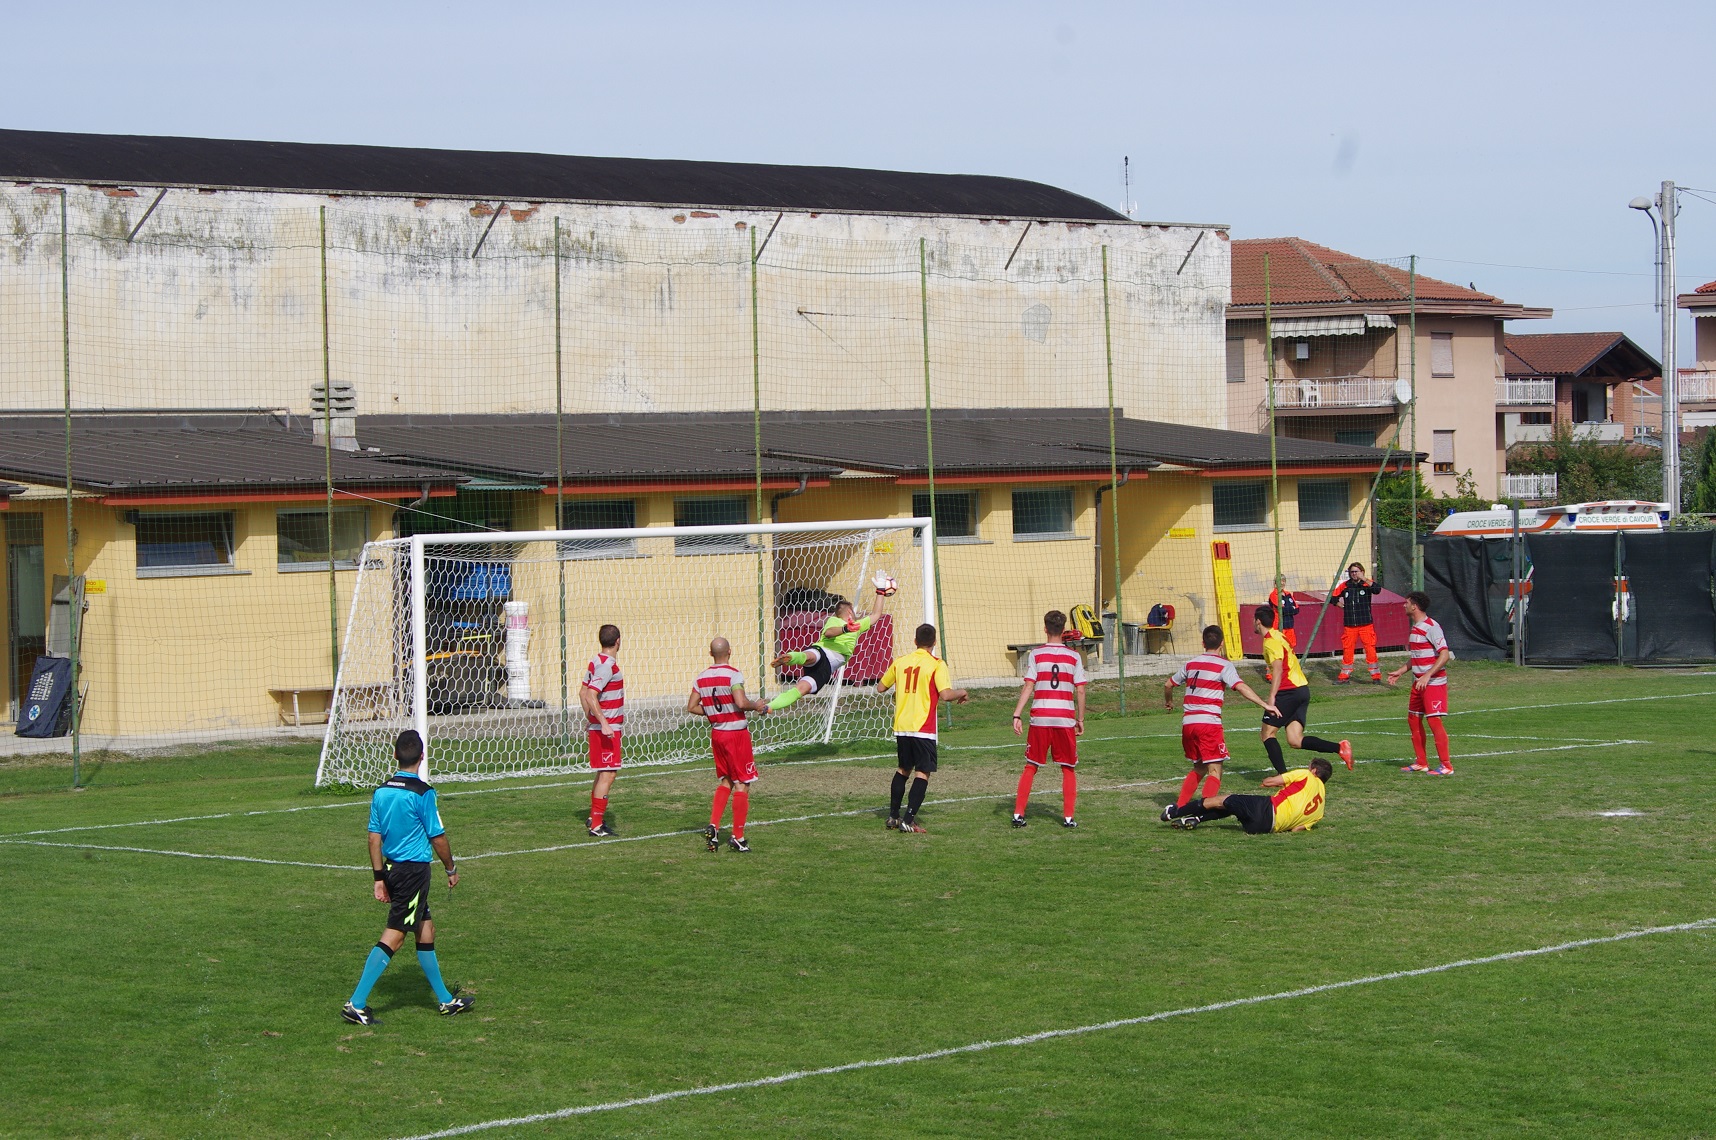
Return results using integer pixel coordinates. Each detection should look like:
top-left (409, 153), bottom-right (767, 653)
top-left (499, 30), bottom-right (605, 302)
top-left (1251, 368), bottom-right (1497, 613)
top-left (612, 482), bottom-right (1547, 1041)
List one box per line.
top-left (314, 518), bottom-right (935, 786)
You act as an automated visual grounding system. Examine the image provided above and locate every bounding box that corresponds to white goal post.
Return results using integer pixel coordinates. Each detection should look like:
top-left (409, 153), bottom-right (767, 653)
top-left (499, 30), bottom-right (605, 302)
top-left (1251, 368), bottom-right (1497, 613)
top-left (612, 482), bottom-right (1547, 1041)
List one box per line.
top-left (315, 518), bottom-right (936, 786)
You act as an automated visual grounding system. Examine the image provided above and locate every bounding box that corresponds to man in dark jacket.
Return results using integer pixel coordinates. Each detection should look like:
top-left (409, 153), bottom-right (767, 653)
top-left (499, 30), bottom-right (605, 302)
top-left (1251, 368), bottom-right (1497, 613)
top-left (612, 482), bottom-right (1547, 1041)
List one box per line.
top-left (1330, 562), bottom-right (1383, 683)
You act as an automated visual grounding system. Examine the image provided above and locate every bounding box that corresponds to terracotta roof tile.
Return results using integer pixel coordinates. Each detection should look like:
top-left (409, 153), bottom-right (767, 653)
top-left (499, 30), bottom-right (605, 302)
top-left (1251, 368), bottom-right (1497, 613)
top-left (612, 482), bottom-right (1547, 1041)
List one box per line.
top-left (1231, 237), bottom-right (1502, 307)
top-left (1502, 332), bottom-right (1660, 378)
top-left (1697, 280), bottom-right (1716, 295)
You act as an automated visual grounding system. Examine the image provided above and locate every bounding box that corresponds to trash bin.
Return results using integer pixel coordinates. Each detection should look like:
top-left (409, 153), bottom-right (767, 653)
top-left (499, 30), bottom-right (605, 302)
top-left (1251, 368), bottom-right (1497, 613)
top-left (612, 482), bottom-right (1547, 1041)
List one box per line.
top-left (1121, 622), bottom-right (1145, 656)
top-left (1102, 611), bottom-right (1119, 663)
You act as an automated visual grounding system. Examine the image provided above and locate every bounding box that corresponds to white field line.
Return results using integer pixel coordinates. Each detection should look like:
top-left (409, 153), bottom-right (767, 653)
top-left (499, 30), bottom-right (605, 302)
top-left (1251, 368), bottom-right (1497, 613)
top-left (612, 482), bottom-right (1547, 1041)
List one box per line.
top-left (0, 737), bottom-right (1645, 871)
top-left (393, 916), bottom-right (1716, 1140)
top-left (0, 838), bottom-right (361, 870)
top-left (5, 685), bottom-right (1698, 842)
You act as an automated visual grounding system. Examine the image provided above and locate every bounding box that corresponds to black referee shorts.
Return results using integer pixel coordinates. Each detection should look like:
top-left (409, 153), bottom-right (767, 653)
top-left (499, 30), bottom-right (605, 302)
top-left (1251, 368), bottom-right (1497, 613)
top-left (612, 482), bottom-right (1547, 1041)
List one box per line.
top-left (1262, 686), bottom-right (1310, 728)
top-left (383, 861), bottom-right (433, 933)
top-left (895, 736), bottom-right (938, 774)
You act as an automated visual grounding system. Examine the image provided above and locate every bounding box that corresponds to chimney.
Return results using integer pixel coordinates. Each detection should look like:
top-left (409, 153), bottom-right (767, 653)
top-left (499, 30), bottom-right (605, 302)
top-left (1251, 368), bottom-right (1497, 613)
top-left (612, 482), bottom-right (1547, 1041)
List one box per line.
top-left (311, 382), bottom-right (358, 452)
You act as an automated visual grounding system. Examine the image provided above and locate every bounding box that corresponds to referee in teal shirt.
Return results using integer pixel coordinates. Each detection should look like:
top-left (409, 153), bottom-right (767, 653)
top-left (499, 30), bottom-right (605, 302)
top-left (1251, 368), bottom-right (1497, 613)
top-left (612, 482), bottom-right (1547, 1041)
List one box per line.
top-left (342, 730), bottom-right (474, 1024)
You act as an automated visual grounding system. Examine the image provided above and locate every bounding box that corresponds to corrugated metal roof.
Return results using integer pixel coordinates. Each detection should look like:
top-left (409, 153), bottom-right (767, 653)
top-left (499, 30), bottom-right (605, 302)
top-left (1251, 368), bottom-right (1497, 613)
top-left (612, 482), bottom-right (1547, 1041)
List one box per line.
top-left (0, 129), bottom-right (1127, 222)
top-left (0, 416), bottom-right (464, 492)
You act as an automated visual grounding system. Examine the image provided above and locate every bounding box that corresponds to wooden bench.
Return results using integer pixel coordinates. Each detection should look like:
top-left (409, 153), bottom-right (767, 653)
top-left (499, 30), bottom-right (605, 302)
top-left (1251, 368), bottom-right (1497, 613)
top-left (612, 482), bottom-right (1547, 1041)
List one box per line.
top-left (1006, 640), bottom-right (1098, 677)
top-left (270, 683), bottom-right (392, 727)
top-left (270, 687), bottom-right (333, 728)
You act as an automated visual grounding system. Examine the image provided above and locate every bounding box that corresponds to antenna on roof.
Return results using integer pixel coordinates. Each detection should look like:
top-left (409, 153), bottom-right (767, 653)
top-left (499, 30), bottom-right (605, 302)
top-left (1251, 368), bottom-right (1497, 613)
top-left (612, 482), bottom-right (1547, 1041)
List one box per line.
top-left (1121, 156), bottom-right (1136, 218)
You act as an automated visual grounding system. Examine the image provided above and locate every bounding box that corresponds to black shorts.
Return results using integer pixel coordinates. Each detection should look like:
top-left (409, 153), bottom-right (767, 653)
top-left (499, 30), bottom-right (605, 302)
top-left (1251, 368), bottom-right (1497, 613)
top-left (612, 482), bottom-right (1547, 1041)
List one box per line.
top-left (895, 736), bottom-right (938, 774)
top-left (1222, 793), bottom-right (1276, 835)
top-left (1262, 686), bottom-right (1310, 728)
top-left (383, 861), bottom-right (433, 932)
top-left (803, 650), bottom-right (835, 694)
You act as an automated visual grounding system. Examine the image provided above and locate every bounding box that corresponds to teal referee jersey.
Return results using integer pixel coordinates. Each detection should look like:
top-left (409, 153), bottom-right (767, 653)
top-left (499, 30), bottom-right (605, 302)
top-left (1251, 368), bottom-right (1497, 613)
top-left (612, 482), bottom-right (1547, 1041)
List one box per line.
top-left (367, 772), bottom-right (445, 863)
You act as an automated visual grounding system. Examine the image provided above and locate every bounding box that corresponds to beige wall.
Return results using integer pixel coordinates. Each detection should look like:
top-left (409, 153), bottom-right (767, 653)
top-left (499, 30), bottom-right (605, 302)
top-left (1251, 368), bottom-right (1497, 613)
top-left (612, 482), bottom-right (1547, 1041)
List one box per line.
top-left (0, 186), bottom-right (1229, 429)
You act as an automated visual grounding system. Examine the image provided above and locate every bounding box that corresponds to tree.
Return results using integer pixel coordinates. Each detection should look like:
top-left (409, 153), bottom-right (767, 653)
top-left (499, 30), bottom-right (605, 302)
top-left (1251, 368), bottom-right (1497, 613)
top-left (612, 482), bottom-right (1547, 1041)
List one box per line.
top-left (1507, 426), bottom-right (1663, 503)
top-left (1684, 428), bottom-right (1716, 514)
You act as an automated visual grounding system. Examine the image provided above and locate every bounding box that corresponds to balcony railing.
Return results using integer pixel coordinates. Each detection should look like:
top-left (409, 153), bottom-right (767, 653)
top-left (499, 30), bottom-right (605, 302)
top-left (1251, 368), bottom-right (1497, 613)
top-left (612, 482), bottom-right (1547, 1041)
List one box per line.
top-left (1266, 375), bottom-right (1398, 410)
top-left (1502, 473), bottom-right (1558, 501)
top-left (1678, 369), bottom-right (1716, 402)
top-left (1495, 378), bottom-right (1555, 405)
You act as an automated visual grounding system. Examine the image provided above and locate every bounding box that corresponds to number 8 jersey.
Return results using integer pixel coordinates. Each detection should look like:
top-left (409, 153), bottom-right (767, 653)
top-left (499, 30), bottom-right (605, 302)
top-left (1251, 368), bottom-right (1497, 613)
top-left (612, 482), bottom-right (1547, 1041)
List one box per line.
top-left (1024, 643), bottom-right (1086, 727)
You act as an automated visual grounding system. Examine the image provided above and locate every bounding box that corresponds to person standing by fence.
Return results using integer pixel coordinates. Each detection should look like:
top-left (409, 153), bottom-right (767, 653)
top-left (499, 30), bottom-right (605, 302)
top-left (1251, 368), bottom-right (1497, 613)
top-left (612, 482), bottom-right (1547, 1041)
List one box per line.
top-left (1330, 562), bottom-right (1384, 683)
top-left (1388, 590), bottom-right (1454, 776)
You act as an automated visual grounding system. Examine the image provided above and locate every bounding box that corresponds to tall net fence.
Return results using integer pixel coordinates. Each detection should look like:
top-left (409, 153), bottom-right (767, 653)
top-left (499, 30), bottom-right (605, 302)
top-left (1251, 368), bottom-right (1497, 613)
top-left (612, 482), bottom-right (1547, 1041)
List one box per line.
top-left (0, 183), bottom-right (1419, 780)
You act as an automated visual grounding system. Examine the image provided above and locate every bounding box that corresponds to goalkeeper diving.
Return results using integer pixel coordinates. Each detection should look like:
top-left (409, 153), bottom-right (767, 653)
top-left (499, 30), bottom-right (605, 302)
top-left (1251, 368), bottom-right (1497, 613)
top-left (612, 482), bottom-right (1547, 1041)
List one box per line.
top-left (767, 571), bottom-right (895, 711)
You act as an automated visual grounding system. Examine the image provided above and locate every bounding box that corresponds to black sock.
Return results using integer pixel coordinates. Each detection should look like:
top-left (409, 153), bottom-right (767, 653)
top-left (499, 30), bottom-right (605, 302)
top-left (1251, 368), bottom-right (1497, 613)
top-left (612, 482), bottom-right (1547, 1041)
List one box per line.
top-left (1264, 738), bottom-right (1287, 773)
top-left (1201, 802), bottom-right (1234, 820)
top-left (904, 777), bottom-right (928, 821)
top-left (1301, 736), bottom-right (1342, 755)
top-left (1179, 798), bottom-right (1204, 816)
top-left (889, 771), bottom-right (907, 818)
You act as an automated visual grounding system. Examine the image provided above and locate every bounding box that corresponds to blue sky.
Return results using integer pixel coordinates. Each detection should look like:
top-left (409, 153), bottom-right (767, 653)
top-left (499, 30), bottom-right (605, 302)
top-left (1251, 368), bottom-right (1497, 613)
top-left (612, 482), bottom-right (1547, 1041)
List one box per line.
top-left (7, 0), bottom-right (1713, 361)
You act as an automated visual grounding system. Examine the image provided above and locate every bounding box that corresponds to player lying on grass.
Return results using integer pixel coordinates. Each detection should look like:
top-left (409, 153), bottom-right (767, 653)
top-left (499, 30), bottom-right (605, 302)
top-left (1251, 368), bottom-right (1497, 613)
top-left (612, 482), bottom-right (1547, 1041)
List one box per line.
top-left (1388, 589), bottom-right (1455, 776)
top-left (1164, 624), bottom-right (1278, 809)
top-left (877, 622), bottom-right (968, 833)
top-left (1010, 610), bottom-right (1087, 829)
top-left (1255, 604), bottom-right (1352, 775)
top-left (767, 579), bottom-right (890, 711)
top-left (686, 636), bottom-right (771, 852)
top-left (1160, 756), bottom-right (1332, 834)
top-left (342, 729), bottom-right (473, 1025)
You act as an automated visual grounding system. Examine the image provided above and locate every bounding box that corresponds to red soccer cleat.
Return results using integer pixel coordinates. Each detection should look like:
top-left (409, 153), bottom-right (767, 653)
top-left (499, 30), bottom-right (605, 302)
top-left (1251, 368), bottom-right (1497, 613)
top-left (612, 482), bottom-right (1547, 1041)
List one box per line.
top-left (1338, 740), bottom-right (1354, 770)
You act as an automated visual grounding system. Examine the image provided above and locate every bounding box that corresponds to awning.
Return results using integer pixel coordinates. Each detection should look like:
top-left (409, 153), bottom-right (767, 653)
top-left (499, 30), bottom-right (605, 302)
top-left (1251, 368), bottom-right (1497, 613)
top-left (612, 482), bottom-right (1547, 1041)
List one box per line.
top-left (1269, 314), bottom-right (1395, 338)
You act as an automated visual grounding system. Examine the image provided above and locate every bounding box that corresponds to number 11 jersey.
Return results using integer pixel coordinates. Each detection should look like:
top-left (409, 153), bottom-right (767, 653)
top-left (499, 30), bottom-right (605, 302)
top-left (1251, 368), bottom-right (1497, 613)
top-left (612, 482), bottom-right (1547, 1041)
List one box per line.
top-left (879, 648), bottom-right (953, 739)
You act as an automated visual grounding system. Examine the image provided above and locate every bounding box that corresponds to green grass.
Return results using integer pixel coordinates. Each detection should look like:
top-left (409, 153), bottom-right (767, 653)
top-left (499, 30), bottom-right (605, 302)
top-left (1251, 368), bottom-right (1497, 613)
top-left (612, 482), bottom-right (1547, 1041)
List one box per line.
top-left (3, 664), bottom-right (1715, 1138)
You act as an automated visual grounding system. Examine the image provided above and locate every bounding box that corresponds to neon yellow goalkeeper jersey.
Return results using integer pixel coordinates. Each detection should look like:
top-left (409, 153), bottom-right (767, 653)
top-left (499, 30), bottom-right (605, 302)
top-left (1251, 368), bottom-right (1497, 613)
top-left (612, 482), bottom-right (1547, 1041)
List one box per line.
top-left (816, 614), bottom-right (874, 660)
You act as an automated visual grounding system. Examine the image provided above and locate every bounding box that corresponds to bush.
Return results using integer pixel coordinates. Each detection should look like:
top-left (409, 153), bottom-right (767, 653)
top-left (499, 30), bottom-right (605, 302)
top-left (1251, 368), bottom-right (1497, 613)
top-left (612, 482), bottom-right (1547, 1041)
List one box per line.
top-left (1508, 426), bottom-right (1663, 503)
top-left (1375, 468), bottom-right (1493, 535)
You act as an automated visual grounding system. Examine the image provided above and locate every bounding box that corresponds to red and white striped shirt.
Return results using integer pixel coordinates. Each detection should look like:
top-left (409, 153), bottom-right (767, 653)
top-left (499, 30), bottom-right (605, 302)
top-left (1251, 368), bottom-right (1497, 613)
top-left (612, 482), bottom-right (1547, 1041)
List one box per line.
top-left (1169, 652), bottom-right (1242, 727)
top-left (1407, 618), bottom-right (1449, 686)
top-left (583, 653), bottom-right (625, 727)
top-left (1025, 643), bottom-right (1086, 728)
top-left (694, 663), bottom-right (750, 733)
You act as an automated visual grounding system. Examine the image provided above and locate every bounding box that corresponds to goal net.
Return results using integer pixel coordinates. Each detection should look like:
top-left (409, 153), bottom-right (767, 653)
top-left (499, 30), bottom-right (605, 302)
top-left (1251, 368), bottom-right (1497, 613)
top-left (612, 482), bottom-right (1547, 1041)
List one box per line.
top-left (315, 518), bottom-right (933, 786)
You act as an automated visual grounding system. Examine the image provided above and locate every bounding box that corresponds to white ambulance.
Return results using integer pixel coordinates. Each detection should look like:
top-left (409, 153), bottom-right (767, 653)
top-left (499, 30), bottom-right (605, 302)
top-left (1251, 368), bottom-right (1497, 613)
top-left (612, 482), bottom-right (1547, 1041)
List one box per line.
top-left (1433, 500), bottom-right (1669, 537)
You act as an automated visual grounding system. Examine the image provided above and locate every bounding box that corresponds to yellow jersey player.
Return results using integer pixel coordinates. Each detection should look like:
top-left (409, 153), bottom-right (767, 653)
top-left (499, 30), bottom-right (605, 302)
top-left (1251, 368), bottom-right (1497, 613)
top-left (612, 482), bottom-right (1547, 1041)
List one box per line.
top-left (1160, 758), bottom-right (1332, 833)
top-left (876, 623), bottom-right (968, 833)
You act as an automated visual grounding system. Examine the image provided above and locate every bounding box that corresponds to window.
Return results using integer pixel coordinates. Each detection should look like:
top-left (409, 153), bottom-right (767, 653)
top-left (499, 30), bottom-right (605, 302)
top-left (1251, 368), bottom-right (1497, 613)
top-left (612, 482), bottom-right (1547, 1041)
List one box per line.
top-left (1520, 411), bottom-right (1551, 426)
top-left (136, 511), bottom-right (238, 575)
top-left (1225, 337), bottom-right (1246, 383)
top-left (277, 507), bottom-right (365, 571)
top-left (1334, 428), bottom-right (1376, 447)
top-left (1212, 481), bottom-right (1268, 530)
top-left (558, 499), bottom-right (638, 558)
top-left (911, 491), bottom-right (978, 541)
top-left (1012, 488), bottom-right (1076, 540)
top-left (1297, 479), bottom-right (1351, 527)
top-left (673, 497), bottom-right (751, 554)
top-left (1432, 430), bottom-right (1456, 475)
top-left (1430, 332), bottom-right (1455, 377)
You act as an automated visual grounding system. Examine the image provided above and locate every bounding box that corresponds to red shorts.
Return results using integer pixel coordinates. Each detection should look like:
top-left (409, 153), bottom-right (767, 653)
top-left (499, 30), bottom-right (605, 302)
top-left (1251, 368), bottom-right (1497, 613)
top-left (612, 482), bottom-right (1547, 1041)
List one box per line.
top-left (1025, 724), bottom-right (1078, 768)
top-left (1408, 683), bottom-right (1449, 718)
top-left (1181, 723), bottom-right (1229, 764)
top-left (711, 730), bottom-right (758, 784)
top-left (588, 728), bottom-right (623, 770)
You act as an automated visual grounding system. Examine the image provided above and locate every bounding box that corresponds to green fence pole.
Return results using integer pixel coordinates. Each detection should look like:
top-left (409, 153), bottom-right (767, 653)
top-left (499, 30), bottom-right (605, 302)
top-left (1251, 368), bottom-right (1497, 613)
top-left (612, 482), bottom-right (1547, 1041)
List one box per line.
top-left (319, 207), bottom-right (338, 693)
top-left (1101, 246), bottom-right (1125, 715)
top-left (1265, 254), bottom-right (1282, 603)
top-left (751, 225), bottom-right (767, 708)
top-left (60, 189), bottom-right (80, 789)
top-left (1409, 255), bottom-right (1423, 590)
top-left (555, 217), bottom-right (570, 757)
top-left (920, 238), bottom-right (949, 722)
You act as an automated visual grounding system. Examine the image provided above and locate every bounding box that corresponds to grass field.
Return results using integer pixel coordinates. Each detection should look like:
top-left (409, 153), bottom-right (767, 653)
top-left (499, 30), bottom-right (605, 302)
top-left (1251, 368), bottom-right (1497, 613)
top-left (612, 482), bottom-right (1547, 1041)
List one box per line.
top-left (4, 663), bottom-right (1716, 1138)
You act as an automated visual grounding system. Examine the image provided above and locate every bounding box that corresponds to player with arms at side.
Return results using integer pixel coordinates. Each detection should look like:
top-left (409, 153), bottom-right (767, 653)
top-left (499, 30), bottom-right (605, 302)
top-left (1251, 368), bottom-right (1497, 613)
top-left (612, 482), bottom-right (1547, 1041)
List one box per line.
top-left (1162, 624), bottom-right (1278, 812)
top-left (582, 623), bottom-right (624, 838)
top-left (341, 730), bottom-right (473, 1025)
top-left (1256, 604), bottom-right (1352, 775)
top-left (877, 622), bottom-right (968, 833)
top-left (1388, 590), bottom-right (1455, 776)
top-left (1010, 610), bottom-right (1087, 829)
top-left (767, 577), bottom-right (891, 712)
top-left (686, 636), bottom-right (771, 852)
top-left (1161, 756), bottom-right (1333, 833)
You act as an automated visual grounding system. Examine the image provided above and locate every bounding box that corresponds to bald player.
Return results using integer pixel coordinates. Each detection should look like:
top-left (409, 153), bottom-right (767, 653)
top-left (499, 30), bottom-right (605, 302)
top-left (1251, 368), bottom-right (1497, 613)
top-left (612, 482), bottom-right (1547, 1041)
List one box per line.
top-left (687, 637), bottom-right (771, 852)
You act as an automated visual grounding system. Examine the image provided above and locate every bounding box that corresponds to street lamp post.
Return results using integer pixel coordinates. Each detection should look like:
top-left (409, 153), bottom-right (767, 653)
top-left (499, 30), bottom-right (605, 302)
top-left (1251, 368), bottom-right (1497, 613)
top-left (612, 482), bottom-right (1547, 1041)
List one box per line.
top-left (1631, 183), bottom-right (1680, 514)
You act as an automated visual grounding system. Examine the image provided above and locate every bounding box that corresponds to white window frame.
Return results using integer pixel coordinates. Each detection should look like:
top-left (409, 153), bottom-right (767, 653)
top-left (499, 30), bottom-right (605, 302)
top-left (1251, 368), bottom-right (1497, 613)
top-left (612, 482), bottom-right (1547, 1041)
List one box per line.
top-left (136, 509), bottom-right (246, 578)
top-left (1010, 486), bottom-right (1082, 542)
top-left (276, 506), bottom-right (367, 572)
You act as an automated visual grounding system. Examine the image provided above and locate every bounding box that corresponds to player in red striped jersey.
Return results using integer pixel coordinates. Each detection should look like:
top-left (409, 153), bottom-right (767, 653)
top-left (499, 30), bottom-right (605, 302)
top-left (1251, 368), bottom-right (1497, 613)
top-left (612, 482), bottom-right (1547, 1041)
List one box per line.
top-left (686, 637), bottom-right (771, 852)
top-left (1010, 611), bottom-right (1087, 828)
top-left (1387, 590), bottom-right (1454, 775)
top-left (581, 624), bottom-right (625, 837)
top-left (1163, 625), bottom-right (1278, 809)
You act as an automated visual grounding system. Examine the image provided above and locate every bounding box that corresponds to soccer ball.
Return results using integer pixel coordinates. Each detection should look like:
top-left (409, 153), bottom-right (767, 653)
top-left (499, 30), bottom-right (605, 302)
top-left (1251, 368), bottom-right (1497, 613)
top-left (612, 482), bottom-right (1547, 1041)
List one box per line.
top-left (872, 571), bottom-right (898, 597)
